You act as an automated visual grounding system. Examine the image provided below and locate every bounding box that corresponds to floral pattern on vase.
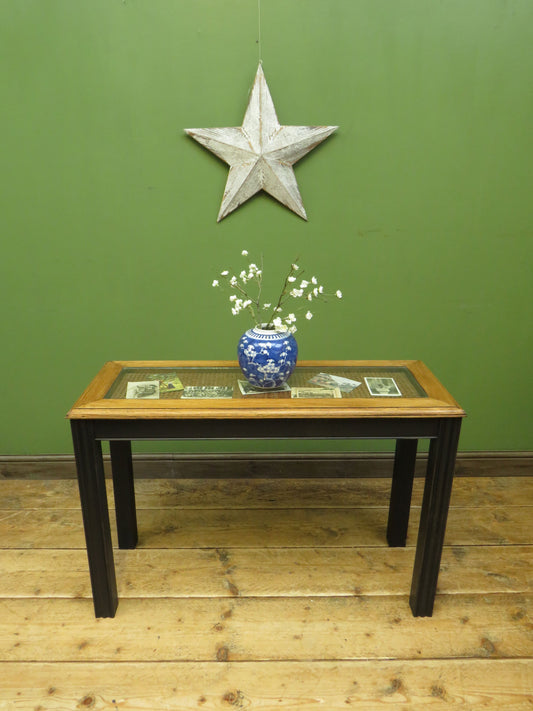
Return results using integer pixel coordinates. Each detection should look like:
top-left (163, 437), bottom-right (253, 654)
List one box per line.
top-left (237, 327), bottom-right (298, 389)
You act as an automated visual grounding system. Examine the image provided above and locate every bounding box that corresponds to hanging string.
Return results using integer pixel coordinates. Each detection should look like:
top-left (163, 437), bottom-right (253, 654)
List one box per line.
top-left (257, 0), bottom-right (263, 64)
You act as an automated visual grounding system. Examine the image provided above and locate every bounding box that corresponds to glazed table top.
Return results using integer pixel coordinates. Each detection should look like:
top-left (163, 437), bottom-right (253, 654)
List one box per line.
top-left (67, 360), bottom-right (465, 420)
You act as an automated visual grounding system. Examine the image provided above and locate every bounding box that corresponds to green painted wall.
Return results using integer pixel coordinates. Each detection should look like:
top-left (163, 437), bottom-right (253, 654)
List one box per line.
top-left (1, 0), bottom-right (531, 455)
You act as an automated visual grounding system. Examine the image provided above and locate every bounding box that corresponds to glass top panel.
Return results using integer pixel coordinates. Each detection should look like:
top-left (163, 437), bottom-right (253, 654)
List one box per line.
top-left (104, 365), bottom-right (428, 400)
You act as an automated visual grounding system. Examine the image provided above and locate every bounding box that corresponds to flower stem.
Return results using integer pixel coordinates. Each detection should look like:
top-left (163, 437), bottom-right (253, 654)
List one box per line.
top-left (264, 260), bottom-right (299, 328)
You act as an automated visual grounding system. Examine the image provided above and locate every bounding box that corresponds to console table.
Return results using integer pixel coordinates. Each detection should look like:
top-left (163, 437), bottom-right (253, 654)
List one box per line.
top-left (67, 360), bottom-right (465, 618)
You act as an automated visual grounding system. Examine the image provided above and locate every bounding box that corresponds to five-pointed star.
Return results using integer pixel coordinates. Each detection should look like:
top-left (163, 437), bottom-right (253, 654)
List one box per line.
top-left (185, 64), bottom-right (337, 221)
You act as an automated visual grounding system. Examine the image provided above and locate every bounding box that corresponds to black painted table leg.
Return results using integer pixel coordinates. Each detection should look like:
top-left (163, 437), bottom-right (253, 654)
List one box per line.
top-left (387, 439), bottom-right (418, 547)
top-left (110, 440), bottom-right (138, 549)
top-left (409, 418), bottom-right (462, 617)
top-left (71, 420), bottom-right (118, 618)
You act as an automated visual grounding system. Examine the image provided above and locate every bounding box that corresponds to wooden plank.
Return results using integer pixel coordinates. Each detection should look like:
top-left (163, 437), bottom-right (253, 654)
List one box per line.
top-left (127, 475), bottom-right (531, 509)
top-left (0, 546), bottom-right (531, 599)
top-left (2, 452), bottom-right (531, 481)
top-left (1, 659), bottom-right (532, 710)
top-left (0, 479), bottom-right (83, 510)
top-left (129, 506), bottom-right (533, 547)
top-left (0, 594), bottom-right (531, 662)
top-left (1, 476), bottom-right (532, 510)
top-left (1, 506), bottom-right (533, 549)
top-left (68, 397), bottom-right (463, 419)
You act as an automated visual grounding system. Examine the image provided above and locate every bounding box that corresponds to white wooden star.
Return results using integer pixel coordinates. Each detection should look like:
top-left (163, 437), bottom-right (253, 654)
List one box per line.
top-left (185, 64), bottom-right (338, 222)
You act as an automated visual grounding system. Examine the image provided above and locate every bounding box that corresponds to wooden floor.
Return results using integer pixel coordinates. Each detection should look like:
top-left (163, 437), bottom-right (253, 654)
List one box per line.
top-left (0, 473), bottom-right (532, 709)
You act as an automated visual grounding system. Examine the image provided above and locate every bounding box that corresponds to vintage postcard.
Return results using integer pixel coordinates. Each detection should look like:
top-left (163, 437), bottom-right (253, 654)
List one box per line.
top-left (308, 372), bottom-right (361, 392)
top-left (291, 387), bottom-right (341, 399)
top-left (146, 372), bottom-right (184, 393)
top-left (364, 377), bottom-right (402, 397)
top-left (238, 380), bottom-right (290, 396)
top-left (181, 386), bottom-right (233, 399)
top-left (126, 381), bottom-right (160, 399)
top-left (159, 376), bottom-right (184, 394)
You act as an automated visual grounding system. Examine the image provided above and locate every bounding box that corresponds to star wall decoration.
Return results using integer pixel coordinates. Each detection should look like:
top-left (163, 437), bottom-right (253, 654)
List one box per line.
top-left (185, 64), bottom-right (338, 222)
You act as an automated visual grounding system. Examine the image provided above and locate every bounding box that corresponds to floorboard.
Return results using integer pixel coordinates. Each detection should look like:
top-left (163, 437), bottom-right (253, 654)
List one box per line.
top-left (0, 660), bottom-right (532, 710)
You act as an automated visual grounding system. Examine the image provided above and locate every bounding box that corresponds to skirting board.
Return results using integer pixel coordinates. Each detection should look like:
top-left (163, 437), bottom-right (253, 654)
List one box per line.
top-left (0, 452), bottom-right (531, 480)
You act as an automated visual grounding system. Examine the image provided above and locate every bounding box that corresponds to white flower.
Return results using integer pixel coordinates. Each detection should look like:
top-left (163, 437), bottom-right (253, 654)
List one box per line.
top-left (213, 250), bottom-right (341, 331)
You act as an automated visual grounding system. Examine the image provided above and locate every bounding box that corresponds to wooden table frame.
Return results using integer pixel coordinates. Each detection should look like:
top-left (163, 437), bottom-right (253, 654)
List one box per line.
top-left (67, 360), bottom-right (465, 619)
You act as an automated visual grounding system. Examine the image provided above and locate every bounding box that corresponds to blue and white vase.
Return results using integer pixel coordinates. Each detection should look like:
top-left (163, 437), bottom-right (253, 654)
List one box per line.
top-left (237, 326), bottom-right (298, 389)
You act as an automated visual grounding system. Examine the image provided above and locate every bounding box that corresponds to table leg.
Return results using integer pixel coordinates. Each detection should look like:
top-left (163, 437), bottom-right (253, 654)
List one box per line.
top-left (110, 440), bottom-right (138, 549)
top-left (409, 418), bottom-right (461, 617)
top-left (387, 439), bottom-right (418, 547)
top-left (71, 420), bottom-right (118, 618)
